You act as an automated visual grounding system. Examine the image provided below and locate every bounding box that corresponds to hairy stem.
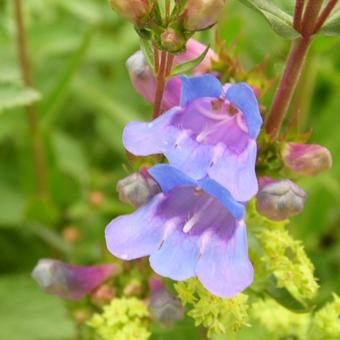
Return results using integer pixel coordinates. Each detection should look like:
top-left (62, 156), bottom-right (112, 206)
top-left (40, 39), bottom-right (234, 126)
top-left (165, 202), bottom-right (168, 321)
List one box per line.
top-left (14, 0), bottom-right (48, 198)
top-left (293, 0), bottom-right (305, 31)
top-left (265, 37), bottom-right (312, 137)
top-left (313, 0), bottom-right (339, 34)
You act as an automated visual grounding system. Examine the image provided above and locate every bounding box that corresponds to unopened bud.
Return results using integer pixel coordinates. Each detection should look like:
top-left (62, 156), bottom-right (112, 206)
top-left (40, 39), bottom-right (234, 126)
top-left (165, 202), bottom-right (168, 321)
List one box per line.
top-left (161, 28), bottom-right (186, 53)
top-left (117, 169), bottom-right (160, 208)
top-left (123, 280), bottom-right (142, 296)
top-left (282, 143), bottom-right (332, 176)
top-left (89, 191), bottom-right (105, 206)
top-left (91, 284), bottom-right (116, 306)
top-left (32, 259), bottom-right (116, 300)
top-left (109, 0), bottom-right (153, 27)
top-left (62, 226), bottom-right (80, 243)
top-left (256, 177), bottom-right (307, 221)
top-left (149, 277), bottom-right (184, 324)
top-left (180, 0), bottom-right (225, 31)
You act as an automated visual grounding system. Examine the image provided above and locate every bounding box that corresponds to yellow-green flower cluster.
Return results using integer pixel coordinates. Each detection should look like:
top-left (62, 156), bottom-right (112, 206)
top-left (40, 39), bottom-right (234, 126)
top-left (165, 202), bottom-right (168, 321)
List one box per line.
top-left (88, 297), bottom-right (150, 340)
top-left (175, 278), bottom-right (249, 338)
top-left (252, 294), bottom-right (340, 340)
top-left (309, 294), bottom-right (340, 340)
top-left (251, 298), bottom-right (309, 339)
top-left (247, 199), bottom-right (319, 300)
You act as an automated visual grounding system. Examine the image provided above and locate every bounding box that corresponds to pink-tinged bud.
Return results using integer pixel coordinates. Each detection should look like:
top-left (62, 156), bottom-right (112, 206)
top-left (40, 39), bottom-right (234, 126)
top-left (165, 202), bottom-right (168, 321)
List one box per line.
top-left (91, 284), bottom-right (116, 306)
top-left (126, 39), bottom-right (216, 110)
top-left (256, 177), bottom-right (307, 221)
top-left (282, 143), bottom-right (332, 176)
top-left (161, 28), bottom-right (186, 53)
top-left (117, 169), bottom-right (160, 208)
top-left (148, 277), bottom-right (184, 324)
top-left (109, 0), bottom-right (152, 27)
top-left (180, 0), bottom-right (226, 31)
top-left (32, 259), bottom-right (117, 300)
top-left (123, 280), bottom-right (142, 296)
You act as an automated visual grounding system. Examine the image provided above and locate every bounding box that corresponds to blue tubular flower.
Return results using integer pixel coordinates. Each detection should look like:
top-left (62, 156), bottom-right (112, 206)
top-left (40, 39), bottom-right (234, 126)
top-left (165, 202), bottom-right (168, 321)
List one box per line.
top-left (123, 75), bottom-right (262, 202)
top-left (105, 165), bottom-right (253, 298)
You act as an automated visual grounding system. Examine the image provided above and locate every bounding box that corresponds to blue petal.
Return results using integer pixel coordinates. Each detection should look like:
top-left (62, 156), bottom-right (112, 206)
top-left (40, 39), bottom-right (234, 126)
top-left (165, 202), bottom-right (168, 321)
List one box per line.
top-left (105, 194), bottom-right (165, 260)
top-left (180, 75), bottom-right (223, 107)
top-left (149, 164), bottom-right (197, 194)
top-left (199, 178), bottom-right (245, 220)
top-left (123, 108), bottom-right (178, 156)
top-left (196, 221), bottom-right (253, 298)
top-left (149, 227), bottom-right (199, 281)
top-left (226, 83), bottom-right (262, 139)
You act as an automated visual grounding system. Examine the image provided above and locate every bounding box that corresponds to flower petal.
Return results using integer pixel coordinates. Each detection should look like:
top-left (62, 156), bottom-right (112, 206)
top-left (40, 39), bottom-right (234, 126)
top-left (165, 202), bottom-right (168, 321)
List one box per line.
top-left (149, 164), bottom-right (198, 193)
top-left (209, 140), bottom-right (258, 202)
top-left (180, 75), bottom-right (223, 107)
top-left (196, 220), bottom-right (253, 298)
top-left (105, 194), bottom-right (165, 260)
top-left (226, 83), bottom-right (262, 139)
top-left (123, 108), bottom-right (178, 156)
top-left (150, 226), bottom-right (199, 281)
top-left (198, 178), bottom-right (245, 220)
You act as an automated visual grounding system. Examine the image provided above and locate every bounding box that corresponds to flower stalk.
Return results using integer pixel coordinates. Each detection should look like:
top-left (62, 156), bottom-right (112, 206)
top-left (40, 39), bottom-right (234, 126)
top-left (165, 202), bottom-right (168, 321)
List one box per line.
top-left (265, 0), bottom-right (337, 138)
top-left (14, 0), bottom-right (48, 198)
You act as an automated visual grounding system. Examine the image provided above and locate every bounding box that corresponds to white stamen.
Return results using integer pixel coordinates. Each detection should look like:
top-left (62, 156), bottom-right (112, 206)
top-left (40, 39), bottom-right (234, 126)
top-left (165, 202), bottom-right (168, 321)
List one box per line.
top-left (183, 213), bottom-right (200, 233)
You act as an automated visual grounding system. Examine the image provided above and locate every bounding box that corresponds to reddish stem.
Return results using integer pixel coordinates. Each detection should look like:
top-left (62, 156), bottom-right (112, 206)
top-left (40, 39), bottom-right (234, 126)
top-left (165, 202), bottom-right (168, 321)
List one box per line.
top-left (14, 0), bottom-right (48, 198)
top-left (293, 0), bottom-right (305, 31)
top-left (165, 54), bottom-right (175, 77)
top-left (265, 37), bottom-right (312, 137)
top-left (313, 0), bottom-right (339, 34)
top-left (301, 0), bottom-right (323, 36)
top-left (152, 51), bottom-right (167, 119)
top-left (153, 43), bottom-right (159, 73)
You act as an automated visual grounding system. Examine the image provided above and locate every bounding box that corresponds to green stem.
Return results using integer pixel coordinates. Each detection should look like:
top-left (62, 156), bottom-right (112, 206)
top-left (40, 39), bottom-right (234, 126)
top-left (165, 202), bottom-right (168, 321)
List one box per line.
top-left (14, 0), bottom-right (48, 198)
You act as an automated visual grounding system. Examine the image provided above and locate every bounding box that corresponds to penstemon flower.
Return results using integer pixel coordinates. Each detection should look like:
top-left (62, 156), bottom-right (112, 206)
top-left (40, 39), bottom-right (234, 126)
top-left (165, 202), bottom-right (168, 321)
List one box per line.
top-left (105, 164), bottom-right (253, 298)
top-left (126, 39), bottom-right (217, 112)
top-left (123, 74), bottom-right (262, 201)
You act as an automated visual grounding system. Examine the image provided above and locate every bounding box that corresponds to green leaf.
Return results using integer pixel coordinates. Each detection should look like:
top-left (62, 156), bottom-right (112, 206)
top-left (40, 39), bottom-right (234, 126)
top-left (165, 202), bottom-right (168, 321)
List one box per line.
top-left (238, 0), bottom-right (300, 39)
top-left (265, 277), bottom-right (313, 313)
top-left (320, 6), bottom-right (340, 36)
top-left (0, 83), bottom-right (41, 113)
top-left (0, 275), bottom-right (75, 340)
top-left (170, 45), bottom-right (210, 76)
top-left (0, 184), bottom-right (25, 228)
top-left (140, 38), bottom-right (155, 71)
top-left (51, 130), bottom-right (89, 183)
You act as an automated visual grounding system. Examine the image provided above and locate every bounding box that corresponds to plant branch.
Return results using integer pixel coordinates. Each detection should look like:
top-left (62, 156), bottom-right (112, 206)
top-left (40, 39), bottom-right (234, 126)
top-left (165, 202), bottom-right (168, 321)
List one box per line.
top-left (301, 0), bottom-right (324, 36)
top-left (293, 0), bottom-right (305, 31)
top-left (313, 0), bottom-right (339, 34)
top-left (152, 50), bottom-right (167, 119)
top-left (14, 0), bottom-right (48, 198)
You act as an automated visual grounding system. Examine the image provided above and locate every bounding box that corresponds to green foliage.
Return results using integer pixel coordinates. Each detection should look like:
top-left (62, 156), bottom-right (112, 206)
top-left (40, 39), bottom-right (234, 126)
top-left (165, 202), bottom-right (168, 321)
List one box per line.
top-left (88, 297), bottom-right (150, 340)
top-left (175, 279), bottom-right (250, 338)
top-left (238, 0), bottom-right (300, 39)
top-left (321, 6), bottom-right (340, 36)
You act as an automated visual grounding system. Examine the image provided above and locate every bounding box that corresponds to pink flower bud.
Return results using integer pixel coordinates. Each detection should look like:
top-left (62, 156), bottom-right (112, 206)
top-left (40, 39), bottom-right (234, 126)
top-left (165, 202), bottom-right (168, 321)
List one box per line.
top-left (180, 0), bottom-right (226, 31)
top-left (32, 259), bottom-right (117, 300)
top-left (109, 0), bottom-right (153, 27)
top-left (161, 28), bottom-right (186, 53)
top-left (148, 277), bottom-right (184, 324)
top-left (116, 169), bottom-right (160, 208)
top-left (256, 177), bottom-right (307, 221)
top-left (282, 143), bottom-right (332, 176)
top-left (126, 39), bottom-right (217, 110)
top-left (91, 284), bottom-right (116, 306)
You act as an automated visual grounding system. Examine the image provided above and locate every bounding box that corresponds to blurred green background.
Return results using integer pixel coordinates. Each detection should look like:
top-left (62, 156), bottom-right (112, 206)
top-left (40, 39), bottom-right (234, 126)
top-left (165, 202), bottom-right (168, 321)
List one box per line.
top-left (0, 0), bottom-right (339, 339)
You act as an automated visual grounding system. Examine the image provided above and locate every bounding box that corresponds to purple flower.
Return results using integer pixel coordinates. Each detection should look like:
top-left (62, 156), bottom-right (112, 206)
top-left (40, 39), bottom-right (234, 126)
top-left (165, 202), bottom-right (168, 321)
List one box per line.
top-left (32, 259), bottom-right (116, 300)
top-left (105, 165), bottom-right (253, 298)
top-left (123, 75), bottom-right (262, 201)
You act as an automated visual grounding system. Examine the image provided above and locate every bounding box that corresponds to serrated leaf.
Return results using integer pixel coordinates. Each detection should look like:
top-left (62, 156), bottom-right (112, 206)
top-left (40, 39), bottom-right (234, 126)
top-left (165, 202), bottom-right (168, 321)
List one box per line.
top-left (170, 45), bottom-right (210, 76)
top-left (239, 0), bottom-right (300, 39)
top-left (0, 83), bottom-right (41, 113)
top-left (320, 6), bottom-right (340, 36)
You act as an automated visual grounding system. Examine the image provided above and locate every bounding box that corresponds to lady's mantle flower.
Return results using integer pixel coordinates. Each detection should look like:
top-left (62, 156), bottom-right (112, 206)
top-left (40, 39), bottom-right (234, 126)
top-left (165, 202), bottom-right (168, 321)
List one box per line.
top-left (105, 165), bottom-right (253, 298)
top-left (123, 75), bottom-right (262, 201)
top-left (32, 259), bottom-right (116, 300)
